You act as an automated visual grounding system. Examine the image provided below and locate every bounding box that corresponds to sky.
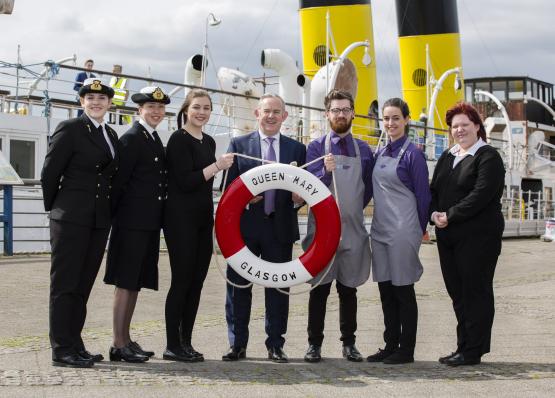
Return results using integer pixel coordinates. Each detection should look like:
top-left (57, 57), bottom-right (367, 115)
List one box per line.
top-left (1, 0), bottom-right (554, 105)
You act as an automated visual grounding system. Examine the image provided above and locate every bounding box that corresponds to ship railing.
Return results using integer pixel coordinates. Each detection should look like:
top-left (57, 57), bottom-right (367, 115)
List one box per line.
top-left (2, 63), bottom-right (455, 160)
top-left (503, 187), bottom-right (555, 221)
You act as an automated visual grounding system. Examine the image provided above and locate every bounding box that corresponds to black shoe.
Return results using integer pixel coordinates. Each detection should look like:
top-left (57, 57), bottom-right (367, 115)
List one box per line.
top-left (77, 349), bottom-right (104, 362)
top-left (438, 352), bottom-right (458, 364)
top-left (304, 344), bottom-right (322, 363)
top-left (52, 353), bottom-right (94, 368)
top-left (444, 352), bottom-right (481, 367)
top-left (267, 347), bottom-right (288, 363)
top-left (163, 347), bottom-right (201, 362)
top-left (366, 348), bottom-right (394, 363)
top-left (109, 344), bottom-right (149, 363)
top-left (182, 344), bottom-right (204, 360)
top-left (342, 345), bottom-right (363, 362)
top-left (383, 351), bottom-right (414, 364)
top-left (222, 346), bottom-right (247, 361)
top-left (129, 341), bottom-right (154, 357)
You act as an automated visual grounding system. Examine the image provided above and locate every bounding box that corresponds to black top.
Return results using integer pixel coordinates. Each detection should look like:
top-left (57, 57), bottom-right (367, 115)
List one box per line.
top-left (430, 145), bottom-right (505, 231)
top-left (395, 0), bottom-right (459, 37)
top-left (40, 114), bottom-right (119, 228)
top-left (110, 121), bottom-right (166, 231)
top-left (165, 129), bottom-right (216, 220)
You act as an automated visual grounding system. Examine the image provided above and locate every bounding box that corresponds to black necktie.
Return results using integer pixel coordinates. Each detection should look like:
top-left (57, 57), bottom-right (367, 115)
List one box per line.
top-left (98, 125), bottom-right (113, 158)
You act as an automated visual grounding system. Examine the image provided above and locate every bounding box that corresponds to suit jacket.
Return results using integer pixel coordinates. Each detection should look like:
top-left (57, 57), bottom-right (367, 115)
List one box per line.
top-left (430, 145), bottom-right (505, 236)
top-left (225, 131), bottom-right (306, 244)
top-left (111, 121), bottom-right (166, 231)
top-left (41, 114), bottom-right (120, 228)
top-left (73, 71), bottom-right (96, 92)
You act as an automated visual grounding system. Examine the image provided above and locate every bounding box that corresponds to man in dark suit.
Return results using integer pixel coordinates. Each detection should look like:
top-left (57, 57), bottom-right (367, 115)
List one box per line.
top-left (73, 59), bottom-right (95, 117)
top-left (104, 86), bottom-right (169, 362)
top-left (41, 78), bottom-right (119, 367)
top-left (222, 93), bottom-right (306, 363)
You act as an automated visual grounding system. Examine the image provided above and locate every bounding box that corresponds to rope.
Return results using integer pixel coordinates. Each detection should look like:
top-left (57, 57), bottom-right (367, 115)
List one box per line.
top-left (212, 152), bottom-right (342, 296)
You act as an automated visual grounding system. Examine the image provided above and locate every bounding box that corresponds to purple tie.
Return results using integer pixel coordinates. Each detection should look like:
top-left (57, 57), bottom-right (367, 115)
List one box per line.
top-left (264, 137), bottom-right (276, 215)
top-left (339, 137), bottom-right (348, 156)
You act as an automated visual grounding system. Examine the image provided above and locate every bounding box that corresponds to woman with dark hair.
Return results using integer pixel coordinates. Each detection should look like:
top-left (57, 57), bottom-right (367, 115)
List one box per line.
top-left (162, 89), bottom-right (234, 362)
top-left (105, 86), bottom-right (171, 363)
top-left (430, 102), bottom-right (505, 366)
top-left (41, 78), bottom-right (118, 368)
top-left (367, 97), bottom-right (431, 364)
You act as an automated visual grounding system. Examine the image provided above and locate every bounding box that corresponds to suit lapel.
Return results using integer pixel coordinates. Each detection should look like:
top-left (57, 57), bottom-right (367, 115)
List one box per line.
top-left (136, 122), bottom-right (161, 155)
top-left (279, 135), bottom-right (290, 164)
top-left (81, 114), bottom-right (111, 155)
top-left (249, 131), bottom-right (261, 159)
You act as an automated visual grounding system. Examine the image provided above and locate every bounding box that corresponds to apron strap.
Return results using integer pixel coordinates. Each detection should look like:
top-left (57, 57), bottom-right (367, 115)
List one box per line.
top-left (324, 132), bottom-right (361, 159)
top-left (396, 137), bottom-right (411, 160)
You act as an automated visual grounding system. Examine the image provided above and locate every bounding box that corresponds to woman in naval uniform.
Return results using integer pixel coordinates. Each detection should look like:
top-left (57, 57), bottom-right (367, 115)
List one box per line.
top-left (367, 98), bottom-right (431, 364)
top-left (162, 89), bottom-right (234, 362)
top-left (41, 78), bottom-right (119, 368)
top-left (105, 86), bottom-right (171, 362)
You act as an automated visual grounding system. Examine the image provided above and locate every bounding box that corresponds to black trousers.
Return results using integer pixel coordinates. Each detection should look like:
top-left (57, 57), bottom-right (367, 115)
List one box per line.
top-left (378, 281), bottom-right (418, 356)
top-left (437, 228), bottom-right (501, 359)
top-left (49, 220), bottom-right (109, 358)
top-left (225, 216), bottom-right (291, 350)
top-left (307, 281), bottom-right (357, 346)
top-left (164, 218), bottom-right (213, 350)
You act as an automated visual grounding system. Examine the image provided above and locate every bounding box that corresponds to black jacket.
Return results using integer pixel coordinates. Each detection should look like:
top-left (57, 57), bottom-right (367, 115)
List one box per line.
top-left (430, 145), bottom-right (505, 233)
top-left (110, 121), bottom-right (166, 231)
top-left (41, 114), bottom-right (119, 228)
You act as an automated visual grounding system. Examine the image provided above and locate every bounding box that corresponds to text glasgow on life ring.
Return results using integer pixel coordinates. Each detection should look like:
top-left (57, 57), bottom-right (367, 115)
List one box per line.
top-left (215, 163), bottom-right (341, 288)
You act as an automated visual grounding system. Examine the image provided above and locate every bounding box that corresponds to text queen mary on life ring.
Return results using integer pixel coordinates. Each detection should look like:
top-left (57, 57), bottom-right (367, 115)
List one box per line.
top-left (215, 163), bottom-right (341, 288)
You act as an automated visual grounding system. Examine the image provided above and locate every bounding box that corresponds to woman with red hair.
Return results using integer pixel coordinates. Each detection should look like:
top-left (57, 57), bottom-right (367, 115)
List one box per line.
top-left (430, 102), bottom-right (505, 366)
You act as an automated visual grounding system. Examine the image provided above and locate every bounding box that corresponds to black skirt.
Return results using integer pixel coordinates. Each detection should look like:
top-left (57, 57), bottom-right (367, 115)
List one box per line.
top-left (104, 227), bottom-right (160, 291)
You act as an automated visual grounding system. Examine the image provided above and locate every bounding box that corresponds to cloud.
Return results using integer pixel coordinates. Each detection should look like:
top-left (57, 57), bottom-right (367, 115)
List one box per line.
top-left (1, 0), bottom-right (553, 106)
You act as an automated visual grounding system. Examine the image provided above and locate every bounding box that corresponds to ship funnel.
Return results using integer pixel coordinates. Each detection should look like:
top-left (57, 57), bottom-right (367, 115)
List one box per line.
top-left (395, 0), bottom-right (464, 130)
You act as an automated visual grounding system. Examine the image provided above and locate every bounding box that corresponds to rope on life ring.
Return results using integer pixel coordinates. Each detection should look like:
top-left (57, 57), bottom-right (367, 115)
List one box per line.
top-left (215, 162), bottom-right (341, 289)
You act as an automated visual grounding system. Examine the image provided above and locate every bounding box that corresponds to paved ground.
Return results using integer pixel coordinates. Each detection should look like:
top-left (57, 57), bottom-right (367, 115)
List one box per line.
top-left (0, 238), bottom-right (554, 397)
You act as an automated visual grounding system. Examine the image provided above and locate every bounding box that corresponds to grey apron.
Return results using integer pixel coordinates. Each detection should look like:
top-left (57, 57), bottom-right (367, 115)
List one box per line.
top-left (302, 133), bottom-right (371, 288)
top-left (370, 138), bottom-right (423, 286)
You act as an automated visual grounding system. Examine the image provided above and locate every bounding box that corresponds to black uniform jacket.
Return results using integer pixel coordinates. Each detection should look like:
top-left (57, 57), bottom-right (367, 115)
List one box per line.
top-left (110, 121), bottom-right (166, 231)
top-left (430, 145), bottom-right (505, 236)
top-left (41, 114), bottom-right (120, 228)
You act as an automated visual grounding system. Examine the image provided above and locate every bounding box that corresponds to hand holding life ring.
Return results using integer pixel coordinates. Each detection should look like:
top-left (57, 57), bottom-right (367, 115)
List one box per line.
top-left (215, 163), bottom-right (341, 288)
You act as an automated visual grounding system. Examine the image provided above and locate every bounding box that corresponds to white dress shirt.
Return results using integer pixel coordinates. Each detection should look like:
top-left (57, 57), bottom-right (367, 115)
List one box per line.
top-left (449, 138), bottom-right (487, 168)
top-left (86, 113), bottom-right (115, 157)
top-left (258, 130), bottom-right (280, 163)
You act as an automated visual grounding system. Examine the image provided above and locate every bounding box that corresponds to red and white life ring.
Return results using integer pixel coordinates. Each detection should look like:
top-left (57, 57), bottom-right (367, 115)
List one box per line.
top-left (215, 163), bottom-right (341, 288)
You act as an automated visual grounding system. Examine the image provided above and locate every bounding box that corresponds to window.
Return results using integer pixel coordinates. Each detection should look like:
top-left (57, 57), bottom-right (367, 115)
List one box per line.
top-left (465, 84), bottom-right (473, 102)
top-left (9, 139), bottom-right (35, 179)
top-left (474, 81), bottom-right (491, 102)
top-left (492, 81), bottom-right (507, 102)
top-left (508, 80), bottom-right (524, 100)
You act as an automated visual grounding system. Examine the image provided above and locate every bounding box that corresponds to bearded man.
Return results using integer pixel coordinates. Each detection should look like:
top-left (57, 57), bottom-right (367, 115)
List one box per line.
top-left (302, 89), bottom-right (375, 363)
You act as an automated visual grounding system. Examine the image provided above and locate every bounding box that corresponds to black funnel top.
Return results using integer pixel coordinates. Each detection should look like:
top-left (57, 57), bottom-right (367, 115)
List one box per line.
top-left (395, 0), bottom-right (459, 37)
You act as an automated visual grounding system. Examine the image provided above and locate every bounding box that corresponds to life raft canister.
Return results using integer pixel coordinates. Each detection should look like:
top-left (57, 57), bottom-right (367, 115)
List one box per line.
top-left (215, 163), bottom-right (341, 288)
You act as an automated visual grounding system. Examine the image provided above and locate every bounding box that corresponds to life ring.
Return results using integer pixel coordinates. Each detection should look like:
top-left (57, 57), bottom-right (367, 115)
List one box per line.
top-left (215, 163), bottom-right (341, 288)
